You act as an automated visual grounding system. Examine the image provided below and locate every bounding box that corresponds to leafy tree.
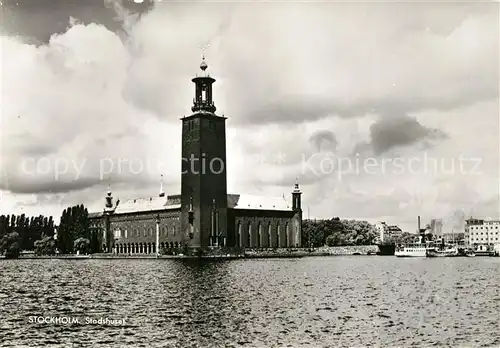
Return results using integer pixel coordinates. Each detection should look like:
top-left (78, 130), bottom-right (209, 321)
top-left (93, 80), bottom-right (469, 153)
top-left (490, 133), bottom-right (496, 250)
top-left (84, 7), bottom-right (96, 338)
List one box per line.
top-left (0, 215), bottom-right (7, 240)
top-left (34, 236), bottom-right (56, 256)
top-left (57, 205), bottom-right (90, 254)
top-left (0, 232), bottom-right (21, 258)
top-left (0, 214), bottom-right (56, 253)
top-left (303, 217), bottom-right (378, 247)
top-left (73, 238), bottom-right (90, 255)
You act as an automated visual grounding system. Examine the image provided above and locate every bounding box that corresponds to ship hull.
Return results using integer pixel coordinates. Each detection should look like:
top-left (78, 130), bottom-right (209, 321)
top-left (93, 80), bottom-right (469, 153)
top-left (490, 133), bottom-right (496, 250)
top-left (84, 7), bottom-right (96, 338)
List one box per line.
top-left (395, 250), bottom-right (427, 257)
top-left (426, 249), bottom-right (459, 257)
top-left (377, 244), bottom-right (396, 255)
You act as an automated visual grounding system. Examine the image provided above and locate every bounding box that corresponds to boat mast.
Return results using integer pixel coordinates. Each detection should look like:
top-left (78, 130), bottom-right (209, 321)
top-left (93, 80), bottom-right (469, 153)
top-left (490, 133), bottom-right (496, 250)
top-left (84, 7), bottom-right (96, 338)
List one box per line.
top-left (418, 215), bottom-right (422, 243)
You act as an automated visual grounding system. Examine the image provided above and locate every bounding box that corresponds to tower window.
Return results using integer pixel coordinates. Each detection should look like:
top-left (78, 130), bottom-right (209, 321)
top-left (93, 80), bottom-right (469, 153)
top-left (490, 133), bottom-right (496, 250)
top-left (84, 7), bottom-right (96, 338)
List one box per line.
top-left (202, 89), bottom-right (207, 101)
top-left (209, 120), bottom-right (215, 130)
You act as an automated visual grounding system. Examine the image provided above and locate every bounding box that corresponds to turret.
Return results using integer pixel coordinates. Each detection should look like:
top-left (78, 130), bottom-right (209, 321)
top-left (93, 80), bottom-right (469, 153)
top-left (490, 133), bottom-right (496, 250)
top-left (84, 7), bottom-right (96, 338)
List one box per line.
top-left (105, 185), bottom-right (113, 209)
top-left (191, 55), bottom-right (216, 114)
top-left (292, 178), bottom-right (302, 211)
top-left (159, 174), bottom-right (165, 197)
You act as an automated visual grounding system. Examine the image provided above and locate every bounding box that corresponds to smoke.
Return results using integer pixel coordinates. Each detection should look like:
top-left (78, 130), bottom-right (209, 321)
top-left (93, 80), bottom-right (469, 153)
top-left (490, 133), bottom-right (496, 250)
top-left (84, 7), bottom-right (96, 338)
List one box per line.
top-left (443, 209), bottom-right (466, 233)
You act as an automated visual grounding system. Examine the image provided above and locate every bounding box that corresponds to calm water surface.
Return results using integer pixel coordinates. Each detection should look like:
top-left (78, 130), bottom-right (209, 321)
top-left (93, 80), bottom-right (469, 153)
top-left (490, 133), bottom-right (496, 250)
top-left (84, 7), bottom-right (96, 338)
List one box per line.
top-left (1, 257), bottom-right (499, 347)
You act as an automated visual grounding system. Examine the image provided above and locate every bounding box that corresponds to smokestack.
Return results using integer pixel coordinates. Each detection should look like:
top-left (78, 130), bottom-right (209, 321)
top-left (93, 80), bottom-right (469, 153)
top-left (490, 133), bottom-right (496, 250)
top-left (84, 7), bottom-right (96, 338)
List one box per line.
top-left (418, 215), bottom-right (421, 234)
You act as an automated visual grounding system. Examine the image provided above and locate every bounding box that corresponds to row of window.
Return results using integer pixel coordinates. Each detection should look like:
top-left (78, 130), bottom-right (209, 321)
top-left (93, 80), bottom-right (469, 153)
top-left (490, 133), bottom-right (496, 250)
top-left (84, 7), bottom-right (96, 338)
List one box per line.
top-left (468, 225), bottom-right (500, 229)
top-left (469, 238), bottom-right (499, 241)
top-left (185, 120), bottom-right (216, 131)
top-left (114, 226), bottom-right (178, 239)
top-left (469, 231), bottom-right (499, 235)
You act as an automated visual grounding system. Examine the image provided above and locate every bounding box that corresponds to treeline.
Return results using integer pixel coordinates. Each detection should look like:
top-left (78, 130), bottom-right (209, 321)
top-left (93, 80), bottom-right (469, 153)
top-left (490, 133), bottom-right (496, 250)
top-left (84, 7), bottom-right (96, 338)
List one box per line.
top-left (382, 232), bottom-right (423, 245)
top-left (301, 218), bottom-right (378, 247)
top-left (0, 214), bottom-right (55, 258)
top-left (0, 204), bottom-right (100, 258)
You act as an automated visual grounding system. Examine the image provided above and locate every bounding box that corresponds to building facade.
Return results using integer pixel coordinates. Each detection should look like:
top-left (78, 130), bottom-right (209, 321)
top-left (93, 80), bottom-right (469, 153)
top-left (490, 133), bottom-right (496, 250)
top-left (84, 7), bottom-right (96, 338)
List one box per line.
top-left (374, 222), bottom-right (402, 244)
top-left (429, 219), bottom-right (443, 240)
top-left (89, 58), bottom-right (302, 254)
top-left (465, 218), bottom-right (500, 252)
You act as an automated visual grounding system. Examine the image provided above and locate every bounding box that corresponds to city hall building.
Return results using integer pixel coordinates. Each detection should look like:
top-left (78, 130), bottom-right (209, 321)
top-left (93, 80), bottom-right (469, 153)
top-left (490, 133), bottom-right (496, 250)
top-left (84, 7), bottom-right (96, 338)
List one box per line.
top-left (89, 58), bottom-right (303, 254)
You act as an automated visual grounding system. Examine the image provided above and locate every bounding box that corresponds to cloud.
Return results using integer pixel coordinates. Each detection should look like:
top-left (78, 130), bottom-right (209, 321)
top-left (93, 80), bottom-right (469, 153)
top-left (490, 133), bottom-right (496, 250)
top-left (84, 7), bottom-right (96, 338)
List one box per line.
top-left (355, 115), bottom-right (448, 155)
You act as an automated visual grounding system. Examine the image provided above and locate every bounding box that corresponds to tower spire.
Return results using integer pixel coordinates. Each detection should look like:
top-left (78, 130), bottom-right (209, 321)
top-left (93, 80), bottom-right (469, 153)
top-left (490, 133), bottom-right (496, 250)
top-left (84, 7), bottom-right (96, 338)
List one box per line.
top-left (159, 174), bottom-right (165, 197)
top-left (191, 55), bottom-right (216, 113)
top-left (105, 182), bottom-right (113, 209)
top-left (292, 178), bottom-right (302, 211)
top-left (294, 177), bottom-right (300, 190)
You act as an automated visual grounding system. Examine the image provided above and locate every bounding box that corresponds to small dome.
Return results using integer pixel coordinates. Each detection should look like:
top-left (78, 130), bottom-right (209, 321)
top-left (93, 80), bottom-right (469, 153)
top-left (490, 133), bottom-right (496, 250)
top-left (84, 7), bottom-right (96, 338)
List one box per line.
top-left (200, 59), bottom-right (208, 71)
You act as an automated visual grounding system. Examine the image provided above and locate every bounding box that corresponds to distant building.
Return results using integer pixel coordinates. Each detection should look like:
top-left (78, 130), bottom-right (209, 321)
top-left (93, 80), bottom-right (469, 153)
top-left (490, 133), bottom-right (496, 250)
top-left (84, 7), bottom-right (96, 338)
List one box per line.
top-left (430, 219), bottom-right (443, 240)
top-left (375, 222), bottom-right (403, 243)
top-left (441, 232), bottom-right (465, 243)
top-left (465, 218), bottom-right (500, 252)
top-left (88, 58), bottom-right (303, 254)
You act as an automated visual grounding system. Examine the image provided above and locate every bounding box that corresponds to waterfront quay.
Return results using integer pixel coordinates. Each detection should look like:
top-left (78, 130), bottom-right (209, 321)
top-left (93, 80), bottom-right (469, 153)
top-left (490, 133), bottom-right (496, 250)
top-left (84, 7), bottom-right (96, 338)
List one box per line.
top-left (13, 246), bottom-right (381, 260)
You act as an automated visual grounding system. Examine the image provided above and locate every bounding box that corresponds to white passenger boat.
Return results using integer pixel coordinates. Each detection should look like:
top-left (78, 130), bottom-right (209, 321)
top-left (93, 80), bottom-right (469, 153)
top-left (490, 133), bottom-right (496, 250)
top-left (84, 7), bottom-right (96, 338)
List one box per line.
top-left (395, 241), bottom-right (435, 257)
top-left (395, 216), bottom-right (435, 257)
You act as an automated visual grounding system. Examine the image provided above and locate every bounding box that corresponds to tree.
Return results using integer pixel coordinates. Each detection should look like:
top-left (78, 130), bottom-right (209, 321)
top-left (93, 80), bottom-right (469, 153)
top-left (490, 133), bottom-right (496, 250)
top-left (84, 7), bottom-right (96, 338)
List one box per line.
top-left (57, 209), bottom-right (71, 253)
top-left (57, 205), bottom-right (90, 254)
top-left (302, 217), bottom-right (378, 247)
top-left (34, 236), bottom-right (56, 256)
top-left (73, 238), bottom-right (90, 255)
top-left (0, 232), bottom-right (21, 258)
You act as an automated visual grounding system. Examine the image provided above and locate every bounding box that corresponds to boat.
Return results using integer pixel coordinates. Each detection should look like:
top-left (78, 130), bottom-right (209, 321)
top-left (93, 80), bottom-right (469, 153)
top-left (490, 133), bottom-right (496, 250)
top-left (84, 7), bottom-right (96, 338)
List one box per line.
top-left (395, 241), bottom-right (435, 257)
top-left (426, 245), bottom-right (459, 257)
top-left (465, 249), bottom-right (476, 257)
top-left (475, 250), bottom-right (492, 257)
top-left (377, 243), bottom-right (396, 255)
top-left (395, 216), bottom-right (436, 257)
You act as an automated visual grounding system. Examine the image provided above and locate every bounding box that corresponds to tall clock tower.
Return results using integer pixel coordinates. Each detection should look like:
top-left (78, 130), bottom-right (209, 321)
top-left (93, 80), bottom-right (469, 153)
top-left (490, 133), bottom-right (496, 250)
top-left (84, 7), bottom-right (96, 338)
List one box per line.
top-left (180, 57), bottom-right (228, 251)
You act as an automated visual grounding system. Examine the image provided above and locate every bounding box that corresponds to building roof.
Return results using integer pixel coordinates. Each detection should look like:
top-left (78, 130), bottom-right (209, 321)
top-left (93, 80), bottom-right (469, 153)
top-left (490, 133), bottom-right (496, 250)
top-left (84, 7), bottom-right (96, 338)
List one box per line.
top-left (228, 194), bottom-right (291, 211)
top-left (89, 193), bottom-right (292, 216)
top-left (88, 212), bottom-right (103, 219)
top-left (113, 196), bottom-right (181, 215)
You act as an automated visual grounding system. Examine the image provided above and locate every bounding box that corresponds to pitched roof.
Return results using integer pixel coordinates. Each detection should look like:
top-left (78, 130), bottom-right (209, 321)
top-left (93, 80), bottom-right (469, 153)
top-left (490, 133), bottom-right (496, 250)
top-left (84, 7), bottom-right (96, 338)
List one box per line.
top-left (228, 194), bottom-right (291, 211)
top-left (113, 196), bottom-right (181, 215)
top-left (89, 193), bottom-right (292, 216)
top-left (88, 212), bottom-right (103, 219)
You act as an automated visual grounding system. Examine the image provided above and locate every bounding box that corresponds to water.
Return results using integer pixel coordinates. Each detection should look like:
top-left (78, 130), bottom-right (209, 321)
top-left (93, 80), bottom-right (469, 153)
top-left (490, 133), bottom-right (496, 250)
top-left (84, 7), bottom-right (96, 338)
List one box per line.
top-left (1, 257), bottom-right (499, 347)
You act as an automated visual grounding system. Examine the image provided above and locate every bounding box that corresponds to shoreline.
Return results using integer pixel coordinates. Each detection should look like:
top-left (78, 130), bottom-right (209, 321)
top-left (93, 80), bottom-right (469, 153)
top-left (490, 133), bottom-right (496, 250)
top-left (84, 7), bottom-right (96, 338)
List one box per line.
top-left (9, 252), bottom-right (367, 260)
top-left (3, 245), bottom-right (382, 260)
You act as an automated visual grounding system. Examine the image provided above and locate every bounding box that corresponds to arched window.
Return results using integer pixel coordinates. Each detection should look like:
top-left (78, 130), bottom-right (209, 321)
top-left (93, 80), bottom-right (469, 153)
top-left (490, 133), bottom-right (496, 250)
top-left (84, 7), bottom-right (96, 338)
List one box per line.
top-left (268, 223), bottom-right (272, 248)
top-left (286, 223), bottom-right (290, 247)
top-left (247, 222), bottom-right (252, 248)
top-left (257, 223), bottom-right (262, 248)
top-left (236, 222), bottom-right (241, 248)
top-left (277, 223), bottom-right (281, 248)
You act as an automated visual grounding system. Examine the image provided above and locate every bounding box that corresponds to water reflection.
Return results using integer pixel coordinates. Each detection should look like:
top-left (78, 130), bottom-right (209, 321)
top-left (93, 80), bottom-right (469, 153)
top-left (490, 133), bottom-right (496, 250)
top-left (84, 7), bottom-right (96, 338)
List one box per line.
top-left (1, 257), bottom-right (499, 347)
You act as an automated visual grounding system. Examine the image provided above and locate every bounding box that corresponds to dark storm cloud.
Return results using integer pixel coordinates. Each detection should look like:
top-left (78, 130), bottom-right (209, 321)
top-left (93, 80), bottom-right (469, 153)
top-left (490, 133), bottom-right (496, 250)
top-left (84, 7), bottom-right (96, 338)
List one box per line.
top-left (1, 168), bottom-right (157, 194)
top-left (355, 115), bottom-right (448, 156)
top-left (369, 116), bottom-right (447, 155)
top-left (2, 176), bottom-right (102, 194)
top-left (0, 0), bottom-right (154, 43)
top-left (239, 78), bottom-right (499, 125)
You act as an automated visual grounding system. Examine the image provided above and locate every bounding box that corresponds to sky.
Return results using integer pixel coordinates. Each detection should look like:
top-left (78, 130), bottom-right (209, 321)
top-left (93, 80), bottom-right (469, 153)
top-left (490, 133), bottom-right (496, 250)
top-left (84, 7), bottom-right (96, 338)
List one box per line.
top-left (0, 0), bottom-right (498, 233)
